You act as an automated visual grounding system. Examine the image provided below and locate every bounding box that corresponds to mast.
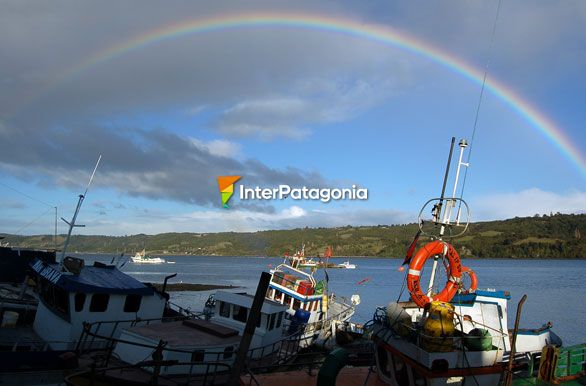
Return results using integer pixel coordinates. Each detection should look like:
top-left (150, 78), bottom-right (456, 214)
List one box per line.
top-left (59, 155), bottom-right (102, 266)
top-left (54, 206), bottom-right (58, 251)
top-left (427, 139), bottom-right (469, 297)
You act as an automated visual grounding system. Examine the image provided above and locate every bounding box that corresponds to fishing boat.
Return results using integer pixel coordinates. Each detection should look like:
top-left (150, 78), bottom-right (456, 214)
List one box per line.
top-left (131, 249), bottom-right (166, 264)
top-left (289, 245), bottom-right (357, 270)
top-left (0, 157), bottom-right (179, 383)
top-left (267, 249), bottom-right (361, 348)
top-left (369, 138), bottom-right (585, 386)
top-left (337, 261), bottom-right (356, 269)
top-left (65, 272), bottom-right (326, 385)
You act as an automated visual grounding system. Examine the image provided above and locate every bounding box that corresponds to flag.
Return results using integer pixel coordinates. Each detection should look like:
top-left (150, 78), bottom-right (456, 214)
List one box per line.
top-left (402, 229), bottom-right (422, 266)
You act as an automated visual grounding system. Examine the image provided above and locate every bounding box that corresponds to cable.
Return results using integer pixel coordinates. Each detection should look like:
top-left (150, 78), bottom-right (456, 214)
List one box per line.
top-left (12, 206), bottom-right (54, 235)
top-left (0, 181), bottom-right (54, 208)
top-left (459, 0), bottom-right (503, 201)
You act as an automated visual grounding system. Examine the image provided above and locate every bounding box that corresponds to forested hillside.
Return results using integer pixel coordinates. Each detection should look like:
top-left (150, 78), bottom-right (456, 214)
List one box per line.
top-left (2, 213), bottom-right (584, 258)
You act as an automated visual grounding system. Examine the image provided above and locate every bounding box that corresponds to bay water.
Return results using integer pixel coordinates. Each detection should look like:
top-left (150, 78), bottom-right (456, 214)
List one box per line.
top-left (86, 255), bottom-right (585, 346)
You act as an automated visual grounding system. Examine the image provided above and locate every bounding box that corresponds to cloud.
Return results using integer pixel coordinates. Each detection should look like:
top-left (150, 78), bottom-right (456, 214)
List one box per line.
top-left (189, 138), bottom-right (241, 158)
top-left (472, 188), bottom-right (586, 220)
top-left (0, 122), bottom-right (325, 210)
top-left (0, 3), bottom-right (407, 125)
top-left (214, 75), bottom-right (405, 140)
top-left (80, 205), bottom-right (413, 235)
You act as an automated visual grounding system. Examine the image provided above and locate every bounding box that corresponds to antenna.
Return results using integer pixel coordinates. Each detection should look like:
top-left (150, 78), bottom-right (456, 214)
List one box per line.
top-left (59, 155), bottom-right (102, 265)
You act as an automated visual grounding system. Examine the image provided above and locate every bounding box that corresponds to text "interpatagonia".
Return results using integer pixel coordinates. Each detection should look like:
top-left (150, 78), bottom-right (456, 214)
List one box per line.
top-left (239, 184), bottom-right (368, 203)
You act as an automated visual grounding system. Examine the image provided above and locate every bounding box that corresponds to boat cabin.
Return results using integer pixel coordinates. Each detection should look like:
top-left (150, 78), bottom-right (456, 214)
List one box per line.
top-left (30, 258), bottom-right (167, 350)
top-left (267, 264), bottom-right (326, 324)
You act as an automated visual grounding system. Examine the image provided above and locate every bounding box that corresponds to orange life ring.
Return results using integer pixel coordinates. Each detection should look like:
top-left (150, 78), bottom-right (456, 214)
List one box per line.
top-left (460, 266), bottom-right (478, 294)
top-left (406, 240), bottom-right (463, 308)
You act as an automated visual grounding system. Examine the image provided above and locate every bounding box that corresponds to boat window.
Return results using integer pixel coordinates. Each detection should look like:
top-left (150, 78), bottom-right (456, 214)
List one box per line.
top-left (293, 299), bottom-right (301, 310)
top-left (191, 350), bottom-right (205, 362)
top-left (89, 293), bottom-right (110, 312)
top-left (268, 313), bottom-right (276, 330)
top-left (219, 301), bottom-right (230, 318)
top-left (233, 305), bottom-right (248, 323)
top-left (124, 294), bottom-right (142, 313)
top-left (223, 346), bottom-right (234, 359)
top-left (276, 312), bottom-right (283, 328)
top-left (74, 293), bottom-right (86, 312)
top-left (38, 278), bottom-right (69, 319)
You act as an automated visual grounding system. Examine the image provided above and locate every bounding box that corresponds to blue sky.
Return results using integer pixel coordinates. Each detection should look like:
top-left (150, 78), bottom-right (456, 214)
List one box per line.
top-left (1, 1), bottom-right (585, 236)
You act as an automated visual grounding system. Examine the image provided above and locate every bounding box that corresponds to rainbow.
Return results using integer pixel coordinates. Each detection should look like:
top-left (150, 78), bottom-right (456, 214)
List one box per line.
top-left (24, 12), bottom-right (586, 177)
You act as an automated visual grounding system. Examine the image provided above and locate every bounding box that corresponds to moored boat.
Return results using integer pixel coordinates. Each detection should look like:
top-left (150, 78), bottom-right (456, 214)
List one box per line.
top-left (131, 249), bottom-right (166, 264)
top-left (369, 138), bottom-right (585, 386)
top-left (267, 252), bottom-right (361, 348)
top-left (337, 261), bottom-right (356, 269)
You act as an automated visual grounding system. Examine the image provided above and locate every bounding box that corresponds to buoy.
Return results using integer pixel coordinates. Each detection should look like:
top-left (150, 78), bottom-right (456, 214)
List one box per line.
top-left (406, 240), bottom-right (463, 308)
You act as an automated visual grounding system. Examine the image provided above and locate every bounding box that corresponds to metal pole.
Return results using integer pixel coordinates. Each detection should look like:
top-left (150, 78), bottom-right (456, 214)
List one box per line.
top-left (428, 138), bottom-right (456, 298)
top-left (443, 139), bottom-right (468, 225)
top-left (227, 271), bottom-right (271, 385)
top-left (54, 206), bottom-right (57, 251)
top-left (427, 242), bottom-right (448, 298)
top-left (437, 137), bottom-right (456, 235)
top-left (504, 294), bottom-right (528, 386)
top-left (60, 194), bottom-right (85, 263)
top-left (59, 155), bottom-right (101, 264)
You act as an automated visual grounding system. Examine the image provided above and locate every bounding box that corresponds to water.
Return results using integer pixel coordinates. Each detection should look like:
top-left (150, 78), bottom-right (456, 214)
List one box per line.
top-left (84, 255), bottom-right (586, 346)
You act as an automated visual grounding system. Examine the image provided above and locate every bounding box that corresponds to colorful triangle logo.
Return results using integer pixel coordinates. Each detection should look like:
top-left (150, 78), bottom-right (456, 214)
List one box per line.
top-left (217, 176), bottom-right (241, 208)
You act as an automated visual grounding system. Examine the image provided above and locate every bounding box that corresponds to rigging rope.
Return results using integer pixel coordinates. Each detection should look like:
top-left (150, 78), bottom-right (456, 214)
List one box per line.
top-left (0, 181), bottom-right (53, 208)
top-left (12, 206), bottom-right (54, 235)
top-left (459, 0), bottom-right (503, 201)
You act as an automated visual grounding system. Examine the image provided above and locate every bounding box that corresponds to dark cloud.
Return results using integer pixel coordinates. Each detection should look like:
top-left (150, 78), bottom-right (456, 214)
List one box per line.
top-left (0, 122), bottom-right (326, 210)
top-left (0, 1), bottom-right (410, 136)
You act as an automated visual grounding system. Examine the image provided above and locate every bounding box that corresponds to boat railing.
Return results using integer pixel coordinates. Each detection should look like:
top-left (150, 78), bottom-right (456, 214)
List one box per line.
top-left (166, 300), bottom-right (206, 319)
top-left (75, 316), bottom-right (316, 375)
top-left (0, 338), bottom-right (79, 352)
top-left (372, 306), bottom-right (508, 358)
top-left (246, 326), bottom-right (316, 369)
top-left (77, 326), bottom-right (241, 369)
top-left (242, 351), bottom-right (328, 385)
top-left (272, 264), bottom-right (316, 287)
top-left (75, 315), bottom-right (189, 355)
top-left (64, 360), bottom-right (232, 386)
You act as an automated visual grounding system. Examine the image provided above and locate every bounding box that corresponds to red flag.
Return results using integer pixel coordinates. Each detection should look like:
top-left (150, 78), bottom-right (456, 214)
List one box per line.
top-left (402, 229), bottom-right (422, 266)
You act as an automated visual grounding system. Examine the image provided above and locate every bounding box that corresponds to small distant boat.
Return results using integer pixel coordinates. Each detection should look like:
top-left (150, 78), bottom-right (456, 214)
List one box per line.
top-left (289, 246), bottom-right (357, 270)
top-left (337, 261), bottom-right (356, 269)
top-left (130, 249), bottom-right (165, 264)
top-left (299, 258), bottom-right (318, 268)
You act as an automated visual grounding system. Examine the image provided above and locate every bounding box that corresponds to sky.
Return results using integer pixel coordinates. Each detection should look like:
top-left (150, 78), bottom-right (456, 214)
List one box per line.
top-left (1, 0), bottom-right (585, 236)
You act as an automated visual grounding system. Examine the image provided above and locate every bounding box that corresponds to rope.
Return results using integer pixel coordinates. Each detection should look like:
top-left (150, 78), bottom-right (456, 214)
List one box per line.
top-left (459, 0), bottom-right (503, 201)
top-left (12, 206), bottom-right (54, 235)
top-left (0, 181), bottom-right (53, 208)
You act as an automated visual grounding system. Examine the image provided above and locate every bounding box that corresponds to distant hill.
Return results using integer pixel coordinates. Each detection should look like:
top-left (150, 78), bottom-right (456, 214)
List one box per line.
top-left (2, 213), bottom-right (585, 258)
